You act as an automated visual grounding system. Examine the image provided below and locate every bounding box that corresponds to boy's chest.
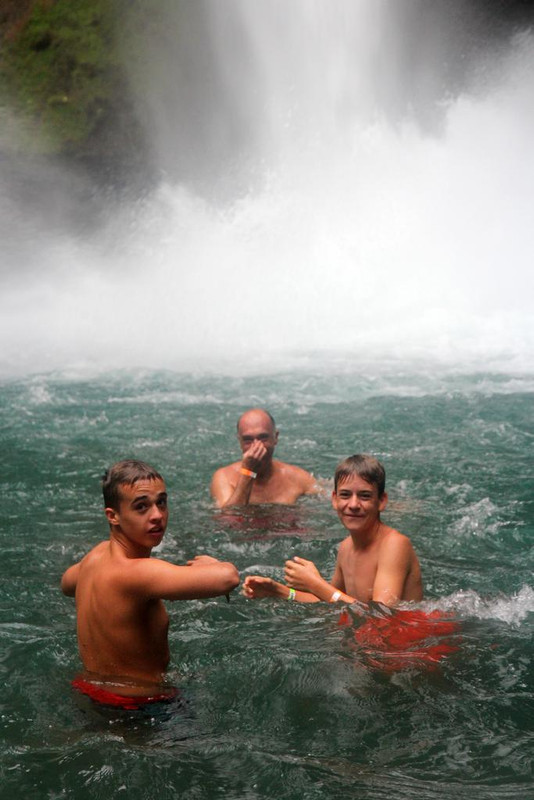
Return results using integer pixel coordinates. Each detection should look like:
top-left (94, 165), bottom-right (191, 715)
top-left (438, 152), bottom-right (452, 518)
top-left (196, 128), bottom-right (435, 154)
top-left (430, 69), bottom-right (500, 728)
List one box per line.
top-left (340, 547), bottom-right (379, 603)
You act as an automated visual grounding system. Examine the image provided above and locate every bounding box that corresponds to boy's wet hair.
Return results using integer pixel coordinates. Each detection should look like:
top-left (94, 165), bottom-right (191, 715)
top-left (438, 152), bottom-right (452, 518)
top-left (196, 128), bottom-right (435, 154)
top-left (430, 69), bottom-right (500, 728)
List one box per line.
top-left (102, 460), bottom-right (164, 510)
top-left (334, 454), bottom-right (386, 496)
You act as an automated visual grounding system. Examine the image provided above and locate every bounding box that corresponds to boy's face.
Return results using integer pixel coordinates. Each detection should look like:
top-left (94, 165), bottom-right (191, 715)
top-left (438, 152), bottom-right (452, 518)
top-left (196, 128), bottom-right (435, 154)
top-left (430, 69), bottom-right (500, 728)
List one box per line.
top-left (105, 478), bottom-right (168, 552)
top-left (331, 474), bottom-right (387, 536)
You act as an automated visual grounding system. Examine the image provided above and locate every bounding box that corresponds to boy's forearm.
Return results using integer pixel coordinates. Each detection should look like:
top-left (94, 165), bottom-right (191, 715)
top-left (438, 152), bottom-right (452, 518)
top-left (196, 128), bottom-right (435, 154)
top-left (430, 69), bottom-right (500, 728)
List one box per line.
top-left (272, 581), bottom-right (319, 603)
top-left (299, 574), bottom-right (355, 604)
top-left (204, 562), bottom-right (240, 596)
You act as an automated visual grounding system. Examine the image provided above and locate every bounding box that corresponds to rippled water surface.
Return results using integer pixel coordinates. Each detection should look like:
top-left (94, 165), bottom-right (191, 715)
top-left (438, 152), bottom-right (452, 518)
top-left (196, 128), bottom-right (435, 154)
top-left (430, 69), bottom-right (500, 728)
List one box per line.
top-left (1, 367), bottom-right (533, 799)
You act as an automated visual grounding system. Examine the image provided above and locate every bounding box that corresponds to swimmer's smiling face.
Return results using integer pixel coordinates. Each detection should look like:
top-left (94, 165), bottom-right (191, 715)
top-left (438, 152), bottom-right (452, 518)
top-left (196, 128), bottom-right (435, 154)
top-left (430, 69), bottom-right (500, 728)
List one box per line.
top-left (105, 478), bottom-right (168, 554)
top-left (332, 474), bottom-right (387, 537)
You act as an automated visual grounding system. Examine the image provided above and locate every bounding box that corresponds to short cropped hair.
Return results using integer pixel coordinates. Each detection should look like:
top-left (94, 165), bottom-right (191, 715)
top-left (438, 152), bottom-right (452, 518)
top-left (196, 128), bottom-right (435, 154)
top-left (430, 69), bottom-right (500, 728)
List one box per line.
top-left (102, 459), bottom-right (164, 510)
top-left (334, 454), bottom-right (386, 496)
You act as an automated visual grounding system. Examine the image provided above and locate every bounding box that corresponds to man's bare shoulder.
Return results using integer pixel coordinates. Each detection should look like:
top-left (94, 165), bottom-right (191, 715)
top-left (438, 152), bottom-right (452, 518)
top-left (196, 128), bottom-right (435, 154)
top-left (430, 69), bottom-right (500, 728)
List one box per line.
top-left (211, 461), bottom-right (241, 480)
top-left (210, 461), bottom-right (241, 494)
top-left (274, 460), bottom-right (319, 492)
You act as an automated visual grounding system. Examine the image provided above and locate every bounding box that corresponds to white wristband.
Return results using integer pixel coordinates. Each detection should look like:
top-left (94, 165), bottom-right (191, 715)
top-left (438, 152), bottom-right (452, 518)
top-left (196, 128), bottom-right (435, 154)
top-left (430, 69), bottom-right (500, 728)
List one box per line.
top-left (330, 590), bottom-right (342, 603)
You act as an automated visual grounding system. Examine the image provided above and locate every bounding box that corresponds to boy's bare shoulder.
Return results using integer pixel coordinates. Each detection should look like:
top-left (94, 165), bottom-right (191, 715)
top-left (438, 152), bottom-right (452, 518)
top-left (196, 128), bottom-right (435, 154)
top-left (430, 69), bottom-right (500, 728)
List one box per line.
top-left (81, 540), bottom-right (109, 565)
top-left (379, 526), bottom-right (416, 555)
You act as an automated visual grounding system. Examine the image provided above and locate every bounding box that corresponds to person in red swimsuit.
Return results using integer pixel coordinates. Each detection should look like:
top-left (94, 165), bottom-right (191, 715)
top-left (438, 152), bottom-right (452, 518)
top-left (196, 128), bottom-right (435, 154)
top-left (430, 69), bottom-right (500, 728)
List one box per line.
top-left (61, 459), bottom-right (239, 706)
top-left (244, 455), bottom-right (459, 670)
top-left (244, 454), bottom-right (422, 606)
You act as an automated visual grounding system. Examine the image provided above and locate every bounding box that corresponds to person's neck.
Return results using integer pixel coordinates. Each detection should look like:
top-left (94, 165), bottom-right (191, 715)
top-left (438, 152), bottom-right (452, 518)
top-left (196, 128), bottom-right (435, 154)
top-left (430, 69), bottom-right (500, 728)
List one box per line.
top-left (110, 529), bottom-right (153, 559)
top-left (350, 518), bottom-right (383, 550)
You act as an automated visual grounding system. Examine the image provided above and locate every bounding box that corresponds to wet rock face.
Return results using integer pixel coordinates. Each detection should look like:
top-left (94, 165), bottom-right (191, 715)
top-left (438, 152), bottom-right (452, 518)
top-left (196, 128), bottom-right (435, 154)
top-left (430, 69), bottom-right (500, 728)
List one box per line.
top-left (0, 0), bottom-right (153, 192)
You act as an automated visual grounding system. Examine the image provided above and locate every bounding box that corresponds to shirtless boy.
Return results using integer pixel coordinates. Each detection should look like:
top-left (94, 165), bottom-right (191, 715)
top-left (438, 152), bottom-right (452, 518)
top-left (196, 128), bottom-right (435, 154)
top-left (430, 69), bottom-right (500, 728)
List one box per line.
top-left (243, 454), bottom-right (422, 607)
top-left (210, 408), bottom-right (319, 508)
top-left (61, 460), bottom-right (239, 704)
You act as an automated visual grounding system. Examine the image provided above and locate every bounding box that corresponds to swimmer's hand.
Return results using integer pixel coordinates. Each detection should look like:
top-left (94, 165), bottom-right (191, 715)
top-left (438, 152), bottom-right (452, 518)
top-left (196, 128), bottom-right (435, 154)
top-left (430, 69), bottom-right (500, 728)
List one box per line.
top-left (284, 556), bottom-right (323, 593)
top-left (243, 575), bottom-right (281, 599)
top-left (241, 440), bottom-right (268, 473)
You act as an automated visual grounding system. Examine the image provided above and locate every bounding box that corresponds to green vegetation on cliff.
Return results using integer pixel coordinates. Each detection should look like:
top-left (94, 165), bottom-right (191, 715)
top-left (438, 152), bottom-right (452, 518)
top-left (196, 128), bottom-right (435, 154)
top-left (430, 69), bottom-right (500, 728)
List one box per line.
top-left (1, 0), bottom-right (121, 155)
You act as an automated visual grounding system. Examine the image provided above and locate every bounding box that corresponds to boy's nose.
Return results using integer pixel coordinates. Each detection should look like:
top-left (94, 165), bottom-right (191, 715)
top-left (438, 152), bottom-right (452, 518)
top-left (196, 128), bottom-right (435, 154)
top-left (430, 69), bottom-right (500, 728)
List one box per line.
top-left (348, 494), bottom-right (361, 509)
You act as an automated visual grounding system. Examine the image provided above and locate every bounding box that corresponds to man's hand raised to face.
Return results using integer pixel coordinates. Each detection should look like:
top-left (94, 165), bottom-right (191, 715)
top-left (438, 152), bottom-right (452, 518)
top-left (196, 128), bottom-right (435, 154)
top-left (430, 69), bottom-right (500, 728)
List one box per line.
top-left (242, 440), bottom-right (268, 473)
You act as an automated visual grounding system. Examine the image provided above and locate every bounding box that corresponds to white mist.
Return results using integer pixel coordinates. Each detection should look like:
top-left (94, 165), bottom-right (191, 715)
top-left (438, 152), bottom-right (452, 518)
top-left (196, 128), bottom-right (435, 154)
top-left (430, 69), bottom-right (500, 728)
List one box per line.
top-left (1, 2), bottom-right (533, 376)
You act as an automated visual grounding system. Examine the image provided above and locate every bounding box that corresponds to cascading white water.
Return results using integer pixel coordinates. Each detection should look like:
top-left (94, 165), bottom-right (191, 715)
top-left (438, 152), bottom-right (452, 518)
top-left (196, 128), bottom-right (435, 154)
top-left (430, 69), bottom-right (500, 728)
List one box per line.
top-left (1, 1), bottom-right (533, 376)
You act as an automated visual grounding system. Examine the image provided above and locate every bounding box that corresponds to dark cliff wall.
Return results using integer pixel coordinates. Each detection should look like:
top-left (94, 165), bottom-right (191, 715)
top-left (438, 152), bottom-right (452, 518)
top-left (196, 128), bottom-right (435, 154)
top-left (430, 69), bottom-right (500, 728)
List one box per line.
top-left (0, 0), bottom-right (150, 188)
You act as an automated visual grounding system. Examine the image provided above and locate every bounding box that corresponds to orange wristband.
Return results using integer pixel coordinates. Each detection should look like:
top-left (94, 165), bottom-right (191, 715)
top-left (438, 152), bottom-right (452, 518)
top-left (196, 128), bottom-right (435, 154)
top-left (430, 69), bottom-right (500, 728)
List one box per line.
top-left (240, 468), bottom-right (257, 479)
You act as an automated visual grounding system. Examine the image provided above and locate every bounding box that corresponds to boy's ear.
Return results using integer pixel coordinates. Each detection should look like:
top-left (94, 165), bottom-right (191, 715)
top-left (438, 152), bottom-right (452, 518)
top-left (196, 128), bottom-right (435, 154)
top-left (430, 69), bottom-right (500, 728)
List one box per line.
top-left (331, 490), bottom-right (338, 509)
top-left (378, 492), bottom-right (388, 512)
top-left (105, 507), bottom-right (119, 526)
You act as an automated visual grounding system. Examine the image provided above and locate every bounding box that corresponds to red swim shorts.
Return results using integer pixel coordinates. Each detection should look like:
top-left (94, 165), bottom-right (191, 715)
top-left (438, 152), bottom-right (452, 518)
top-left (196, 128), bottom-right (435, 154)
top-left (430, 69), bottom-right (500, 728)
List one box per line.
top-left (339, 608), bottom-right (461, 672)
top-left (72, 677), bottom-right (179, 710)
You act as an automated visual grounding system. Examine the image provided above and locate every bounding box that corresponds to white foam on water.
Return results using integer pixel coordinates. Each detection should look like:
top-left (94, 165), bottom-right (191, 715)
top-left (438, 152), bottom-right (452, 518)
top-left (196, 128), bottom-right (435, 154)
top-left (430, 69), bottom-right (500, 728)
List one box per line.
top-left (426, 585), bottom-right (534, 625)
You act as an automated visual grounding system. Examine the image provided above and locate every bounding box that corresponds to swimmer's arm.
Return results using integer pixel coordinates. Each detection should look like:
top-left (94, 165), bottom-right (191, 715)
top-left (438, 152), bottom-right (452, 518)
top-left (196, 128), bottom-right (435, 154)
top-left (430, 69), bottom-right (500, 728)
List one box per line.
top-left (284, 557), bottom-right (355, 604)
top-left (243, 574), bottom-right (320, 602)
top-left (212, 441), bottom-right (272, 508)
top-left (211, 467), bottom-right (254, 508)
top-left (61, 563), bottom-right (80, 597)
top-left (127, 556), bottom-right (240, 600)
top-left (372, 534), bottom-right (414, 606)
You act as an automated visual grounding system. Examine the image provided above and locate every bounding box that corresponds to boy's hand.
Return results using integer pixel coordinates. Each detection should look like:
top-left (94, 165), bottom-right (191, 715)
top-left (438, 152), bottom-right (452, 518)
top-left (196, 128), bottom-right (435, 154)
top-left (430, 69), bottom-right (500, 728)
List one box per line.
top-left (242, 575), bottom-right (279, 598)
top-left (284, 556), bottom-right (323, 592)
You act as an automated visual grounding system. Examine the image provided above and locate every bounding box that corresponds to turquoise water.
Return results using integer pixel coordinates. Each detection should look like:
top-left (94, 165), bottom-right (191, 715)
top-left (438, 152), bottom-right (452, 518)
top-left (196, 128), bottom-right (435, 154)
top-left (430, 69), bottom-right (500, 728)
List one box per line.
top-left (1, 366), bottom-right (533, 799)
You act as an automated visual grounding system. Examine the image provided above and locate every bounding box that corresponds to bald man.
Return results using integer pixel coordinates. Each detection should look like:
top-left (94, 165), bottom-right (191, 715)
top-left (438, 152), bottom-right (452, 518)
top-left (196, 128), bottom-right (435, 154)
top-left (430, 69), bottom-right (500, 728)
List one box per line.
top-left (210, 408), bottom-right (319, 508)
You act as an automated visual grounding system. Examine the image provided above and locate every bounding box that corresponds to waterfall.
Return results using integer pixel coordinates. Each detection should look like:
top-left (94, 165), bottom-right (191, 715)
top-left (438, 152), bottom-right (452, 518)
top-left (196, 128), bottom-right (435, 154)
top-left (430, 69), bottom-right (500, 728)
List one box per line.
top-left (1, 1), bottom-right (533, 376)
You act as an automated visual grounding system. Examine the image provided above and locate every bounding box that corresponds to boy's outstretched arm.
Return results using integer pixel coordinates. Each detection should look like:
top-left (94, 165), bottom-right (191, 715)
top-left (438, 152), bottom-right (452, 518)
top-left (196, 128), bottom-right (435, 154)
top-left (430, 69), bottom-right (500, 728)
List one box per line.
top-left (243, 574), bottom-right (320, 602)
top-left (126, 555), bottom-right (240, 601)
top-left (284, 557), bottom-right (355, 603)
top-left (243, 555), bottom-right (355, 604)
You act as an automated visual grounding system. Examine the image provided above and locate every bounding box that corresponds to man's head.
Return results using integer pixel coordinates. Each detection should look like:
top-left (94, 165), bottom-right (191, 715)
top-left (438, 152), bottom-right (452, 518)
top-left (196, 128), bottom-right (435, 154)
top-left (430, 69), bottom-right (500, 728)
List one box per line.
top-left (102, 460), bottom-right (164, 511)
top-left (236, 408), bottom-right (279, 459)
